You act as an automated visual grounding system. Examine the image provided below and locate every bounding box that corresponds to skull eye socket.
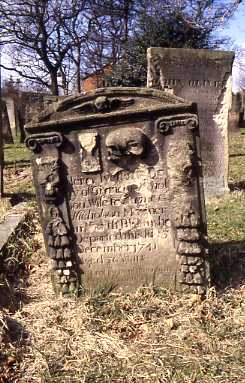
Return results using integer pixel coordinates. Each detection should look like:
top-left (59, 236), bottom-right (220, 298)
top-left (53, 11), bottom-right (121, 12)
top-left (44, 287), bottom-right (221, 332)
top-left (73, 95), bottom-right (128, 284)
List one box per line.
top-left (108, 145), bottom-right (119, 152)
top-left (127, 141), bottom-right (143, 155)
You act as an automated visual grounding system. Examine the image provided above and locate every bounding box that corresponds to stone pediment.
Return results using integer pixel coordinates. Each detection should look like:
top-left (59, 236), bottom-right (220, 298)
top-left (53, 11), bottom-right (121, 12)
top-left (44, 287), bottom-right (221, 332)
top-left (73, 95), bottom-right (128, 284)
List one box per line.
top-left (26, 87), bottom-right (194, 131)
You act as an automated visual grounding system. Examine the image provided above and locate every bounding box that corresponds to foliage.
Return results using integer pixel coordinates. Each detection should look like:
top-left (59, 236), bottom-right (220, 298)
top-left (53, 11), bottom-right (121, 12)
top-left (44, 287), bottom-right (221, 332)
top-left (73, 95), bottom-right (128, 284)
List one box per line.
top-left (107, 0), bottom-right (241, 86)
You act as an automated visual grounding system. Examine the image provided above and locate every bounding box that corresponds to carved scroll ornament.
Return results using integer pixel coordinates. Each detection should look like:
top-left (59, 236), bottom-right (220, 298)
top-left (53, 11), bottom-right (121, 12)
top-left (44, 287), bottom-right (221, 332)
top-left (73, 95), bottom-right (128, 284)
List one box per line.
top-left (156, 115), bottom-right (198, 135)
top-left (25, 132), bottom-right (63, 153)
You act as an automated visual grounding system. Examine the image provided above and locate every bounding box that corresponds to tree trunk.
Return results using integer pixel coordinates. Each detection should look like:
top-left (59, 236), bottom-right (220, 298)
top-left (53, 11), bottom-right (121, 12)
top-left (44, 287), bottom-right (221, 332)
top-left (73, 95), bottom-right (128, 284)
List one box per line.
top-left (61, 70), bottom-right (68, 95)
top-left (0, 100), bottom-right (4, 198)
top-left (50, 71), bottom-right (59, 95)
top-left (0, 55), bottom-right (4, 197)
top-left (76, 44), bottom-right (81, 93)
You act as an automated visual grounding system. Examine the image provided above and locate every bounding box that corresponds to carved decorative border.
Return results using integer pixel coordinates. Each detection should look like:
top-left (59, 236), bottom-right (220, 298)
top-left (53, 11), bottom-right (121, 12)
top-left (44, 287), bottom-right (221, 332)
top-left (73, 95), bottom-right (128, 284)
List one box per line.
top-left (156, 114), bottom-right (198, 134)
top-left (158, 115), bottom-right (209, 294)
top-left (26, 132), bottom-right (79, 295)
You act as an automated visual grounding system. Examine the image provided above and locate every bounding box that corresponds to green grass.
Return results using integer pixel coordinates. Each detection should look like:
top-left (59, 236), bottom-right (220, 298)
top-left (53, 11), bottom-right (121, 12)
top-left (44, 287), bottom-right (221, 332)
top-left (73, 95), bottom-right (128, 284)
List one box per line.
top-left (4, 141), bottom-right (30, 167)
top-left (228, 132), bottom-right (245, 184)
top-left (0, 142), bottom-right (34, 216)
top-left (206, 131), bottom-right (245, 242)
top-left (207, 192), bottom-right (245, 242)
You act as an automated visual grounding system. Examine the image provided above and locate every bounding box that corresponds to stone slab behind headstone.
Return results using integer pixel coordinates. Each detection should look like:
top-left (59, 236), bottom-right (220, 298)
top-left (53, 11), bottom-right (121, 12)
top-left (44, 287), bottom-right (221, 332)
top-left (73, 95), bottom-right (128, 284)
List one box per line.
top-left (147, 48), bottom-right (234, 197)
top-left (25, 87), bottom-right (210, 295)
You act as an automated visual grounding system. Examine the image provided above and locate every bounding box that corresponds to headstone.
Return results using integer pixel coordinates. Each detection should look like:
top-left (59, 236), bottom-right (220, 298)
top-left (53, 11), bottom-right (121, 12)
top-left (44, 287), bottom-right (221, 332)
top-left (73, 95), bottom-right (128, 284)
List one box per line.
top-left (0, 100), bottom-right (13, 144)
top-left (25, 87), bottom-right (209, 295)
top-left (147, 48), bottom-right (234, 197)
top-left (2, 97), bottom-right (17, 142)
top-left (229, 92), bottom-right (244, 134)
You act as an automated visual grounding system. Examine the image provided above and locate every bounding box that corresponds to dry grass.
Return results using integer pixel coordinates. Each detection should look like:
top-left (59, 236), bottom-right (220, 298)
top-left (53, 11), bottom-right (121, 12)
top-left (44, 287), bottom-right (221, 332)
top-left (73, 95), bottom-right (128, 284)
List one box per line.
top-left (0, 214), bottom-right (244, 382)
top-left (6, 241), bottom-right (245, 382)
top-left (0, 199), bottom-right (12, 223)
top-left (0, 225), bottom-right (244, 382)
top-left (0, 134), bottom-right (245, 382)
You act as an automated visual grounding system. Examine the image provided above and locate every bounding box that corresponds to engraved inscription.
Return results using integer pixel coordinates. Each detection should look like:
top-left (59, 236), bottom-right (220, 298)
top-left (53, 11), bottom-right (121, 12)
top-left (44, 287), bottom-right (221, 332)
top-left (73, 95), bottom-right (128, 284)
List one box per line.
top-left (161, 78), bottom-right (226, 89)
top-left (69, 161), bottom-right (171, 268)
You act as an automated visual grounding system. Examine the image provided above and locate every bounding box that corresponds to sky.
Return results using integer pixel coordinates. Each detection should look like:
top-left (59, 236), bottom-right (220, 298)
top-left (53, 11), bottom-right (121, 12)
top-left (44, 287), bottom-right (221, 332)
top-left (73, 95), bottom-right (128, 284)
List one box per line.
top-left (224, 3), bottom-right (245, 46)
top-left (221, 2), bottom-right (245, 91)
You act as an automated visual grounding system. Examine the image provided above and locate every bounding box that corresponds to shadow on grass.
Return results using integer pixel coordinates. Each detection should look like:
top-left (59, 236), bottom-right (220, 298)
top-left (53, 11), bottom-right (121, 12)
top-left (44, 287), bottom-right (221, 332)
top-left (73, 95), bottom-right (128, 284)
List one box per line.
top-left (229, 153), bottom-right (245, 158)
top-left (0, 315), bottom-right (29, 382)
top-left (210, 240), bottom-right (245, 289)
top-left (1, 316), bottom-right (29, 345)
top-left (0, 277), bottom-right (32, 313)
top-left (0, 211), bottom-right (36, 313)
top-left (5, 159), bottom-right (31, 168)
top-left (3, 192), bottom-right (35, 205)
top-left (228, 180), bottom-right (245, 191)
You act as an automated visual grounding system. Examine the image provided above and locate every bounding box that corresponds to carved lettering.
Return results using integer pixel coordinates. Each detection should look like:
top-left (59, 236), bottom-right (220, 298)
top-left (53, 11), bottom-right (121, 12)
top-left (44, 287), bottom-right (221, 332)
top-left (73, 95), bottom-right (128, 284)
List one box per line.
top-left (161, 79), bottom-right (226, 89)
top-left (70, 161), bottom-right (170, 267)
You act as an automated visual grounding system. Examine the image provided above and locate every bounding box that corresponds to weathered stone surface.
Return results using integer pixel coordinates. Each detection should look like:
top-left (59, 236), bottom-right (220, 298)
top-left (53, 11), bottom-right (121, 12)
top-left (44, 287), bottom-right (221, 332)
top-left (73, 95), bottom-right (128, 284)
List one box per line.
top-left (0, 202), bottom-right (28, 252)
top-left (25, 87), bottom-right (209, 294)
top-left (147, 48), bottom-right (234, 197)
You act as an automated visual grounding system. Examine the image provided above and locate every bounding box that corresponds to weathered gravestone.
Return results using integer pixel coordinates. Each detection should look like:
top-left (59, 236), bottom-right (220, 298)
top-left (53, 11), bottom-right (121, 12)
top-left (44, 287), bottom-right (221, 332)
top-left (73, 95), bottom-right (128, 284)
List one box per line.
top-left (0, 100), bottom-right (13, 144)
top-left (229, 92), bottom-right (243, 135)
top-left (147, 48), bottom-right (234, 197)
top-left (25, 88), bottom-right (209, 295)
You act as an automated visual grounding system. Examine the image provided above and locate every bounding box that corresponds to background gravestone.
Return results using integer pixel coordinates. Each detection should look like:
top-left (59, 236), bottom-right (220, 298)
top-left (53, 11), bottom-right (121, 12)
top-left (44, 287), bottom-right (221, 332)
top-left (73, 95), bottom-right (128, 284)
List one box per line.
top-left (25, 87), bottom-right (209, 295)
top-left (0, 100), bottom-right (13, 144)
top-left (229, 92), bottom-right (244, 135)
top-left (147, 48), bottom-right (234, 197)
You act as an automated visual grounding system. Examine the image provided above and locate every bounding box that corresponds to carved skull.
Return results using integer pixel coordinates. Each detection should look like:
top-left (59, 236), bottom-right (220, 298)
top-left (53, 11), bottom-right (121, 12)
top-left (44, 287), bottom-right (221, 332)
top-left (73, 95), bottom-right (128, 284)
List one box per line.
top-left (105, 128), bottom-right (146, 164)
top-left (94, 96), bottom-right (110, 113)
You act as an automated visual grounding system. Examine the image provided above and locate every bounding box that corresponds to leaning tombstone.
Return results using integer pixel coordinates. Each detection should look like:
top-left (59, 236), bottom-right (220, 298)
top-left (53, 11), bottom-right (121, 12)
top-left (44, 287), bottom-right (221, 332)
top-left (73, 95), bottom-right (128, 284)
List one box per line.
top-left (25, 87), bottom-right (210, 295)
top-left (147, 48), bottom-right (234, 197)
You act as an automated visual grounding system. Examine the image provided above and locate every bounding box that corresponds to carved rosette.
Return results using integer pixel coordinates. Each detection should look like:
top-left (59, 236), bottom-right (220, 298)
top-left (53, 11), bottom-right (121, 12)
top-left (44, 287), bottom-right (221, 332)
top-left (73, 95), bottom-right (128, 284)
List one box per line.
top-left (158, 115), bottom-right (209, 294)
top-left (26, 132), bottom-right (79, 295)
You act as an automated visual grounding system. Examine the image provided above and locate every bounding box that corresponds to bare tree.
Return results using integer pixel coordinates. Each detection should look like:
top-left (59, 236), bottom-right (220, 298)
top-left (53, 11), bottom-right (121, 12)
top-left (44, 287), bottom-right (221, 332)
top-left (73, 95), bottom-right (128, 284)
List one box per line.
top-left (0, 0), bottom-right (242, 93)
top-left (0, 0), bottom-right (89, 95)
top-left (80, 0), bottom-right (135, 78)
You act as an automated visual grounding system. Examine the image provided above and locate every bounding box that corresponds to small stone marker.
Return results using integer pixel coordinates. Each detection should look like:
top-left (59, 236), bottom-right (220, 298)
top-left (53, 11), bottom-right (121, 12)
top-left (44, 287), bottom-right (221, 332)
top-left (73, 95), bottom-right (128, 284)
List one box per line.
top-left (25, 87), bottom-right (209, 295)
top-left (147, 48), bottom-right (234, 197)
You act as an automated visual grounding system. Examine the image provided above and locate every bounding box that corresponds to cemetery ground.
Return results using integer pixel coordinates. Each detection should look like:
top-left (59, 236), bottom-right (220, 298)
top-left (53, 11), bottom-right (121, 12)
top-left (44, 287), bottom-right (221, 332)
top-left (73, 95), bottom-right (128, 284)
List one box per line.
top-left (0, 135), bottom-right (244, 383)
